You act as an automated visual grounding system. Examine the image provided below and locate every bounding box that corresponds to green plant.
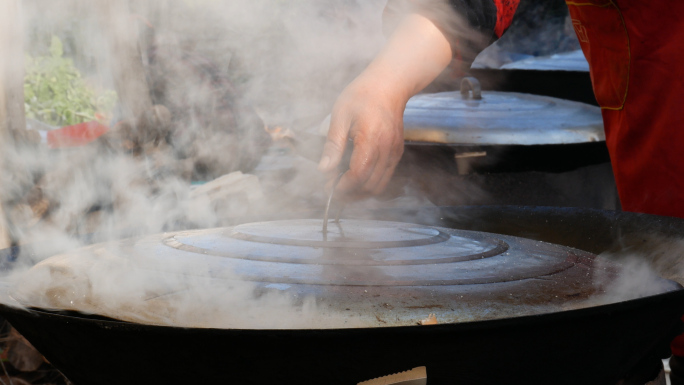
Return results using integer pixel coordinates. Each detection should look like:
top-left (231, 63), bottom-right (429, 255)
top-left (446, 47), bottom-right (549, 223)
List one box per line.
top-left (24, 35), bottom-right (117, 127)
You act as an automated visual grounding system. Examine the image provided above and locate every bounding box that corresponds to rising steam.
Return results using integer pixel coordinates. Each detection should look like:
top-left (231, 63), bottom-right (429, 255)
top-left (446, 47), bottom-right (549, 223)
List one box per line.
top-left (0, 0), bottom-right (406, 329)
top-left (0, 0), bottom-right (680, 332)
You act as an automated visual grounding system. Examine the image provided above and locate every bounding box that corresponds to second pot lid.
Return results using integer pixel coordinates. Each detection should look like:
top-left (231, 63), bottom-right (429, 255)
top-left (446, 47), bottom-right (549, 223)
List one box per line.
top-left (403, 90), bottom-right (604, 146)
top-left (500, 49), bottom-right (590, 72)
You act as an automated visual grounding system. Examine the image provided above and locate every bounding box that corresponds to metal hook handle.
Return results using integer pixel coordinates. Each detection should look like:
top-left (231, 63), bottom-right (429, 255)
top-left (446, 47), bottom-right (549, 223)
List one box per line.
top-left (322, 172), bottom-right (345, 238)
top-left (460, 77), bottom-right (482, 100)
top-left (322, 139), bottom-right (353, 239)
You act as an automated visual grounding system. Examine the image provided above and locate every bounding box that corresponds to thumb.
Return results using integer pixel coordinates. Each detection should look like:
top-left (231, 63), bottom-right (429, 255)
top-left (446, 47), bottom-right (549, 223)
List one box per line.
top-left (318, 113), bottom-right (351, 172)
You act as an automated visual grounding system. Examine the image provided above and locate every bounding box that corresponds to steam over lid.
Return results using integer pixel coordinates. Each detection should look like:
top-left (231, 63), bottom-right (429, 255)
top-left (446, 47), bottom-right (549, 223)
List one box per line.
top-left (403, 91), bottom-right (604, 146)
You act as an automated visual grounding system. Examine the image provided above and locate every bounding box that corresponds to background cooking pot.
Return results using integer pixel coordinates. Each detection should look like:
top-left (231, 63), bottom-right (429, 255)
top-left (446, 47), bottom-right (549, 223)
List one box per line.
top-left (397, 79), bottom-right (616, 209)
top-left (294, 75), bottom-right (616, 210)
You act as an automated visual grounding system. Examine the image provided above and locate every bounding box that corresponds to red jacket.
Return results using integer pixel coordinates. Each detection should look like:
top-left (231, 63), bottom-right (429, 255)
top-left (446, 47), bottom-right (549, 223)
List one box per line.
top-left (567, 0), bottom-right (684, 218)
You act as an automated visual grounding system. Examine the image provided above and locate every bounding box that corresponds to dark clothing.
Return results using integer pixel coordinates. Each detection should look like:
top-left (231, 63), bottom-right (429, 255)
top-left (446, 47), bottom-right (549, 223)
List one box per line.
top-left (383, 0), bottom-right (520, 64)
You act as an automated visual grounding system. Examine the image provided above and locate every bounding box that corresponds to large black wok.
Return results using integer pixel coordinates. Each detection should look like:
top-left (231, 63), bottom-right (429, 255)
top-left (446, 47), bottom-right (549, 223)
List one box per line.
top-left (1, 206), bottom-right (683, 385)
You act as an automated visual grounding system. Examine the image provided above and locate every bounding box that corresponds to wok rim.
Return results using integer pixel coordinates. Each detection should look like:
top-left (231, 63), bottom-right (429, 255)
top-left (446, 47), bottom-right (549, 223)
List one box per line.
top-left (1, 285), bottom-right (682, 334)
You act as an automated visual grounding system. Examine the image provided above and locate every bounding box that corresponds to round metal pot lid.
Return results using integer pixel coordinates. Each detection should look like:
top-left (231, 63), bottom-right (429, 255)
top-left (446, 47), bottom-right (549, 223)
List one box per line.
top-left (403, 91), bottom-right (604, 146)
top-left (500, 49), bottom-right (590, 72)
top-left (123, 219), bottom-right (591, 287)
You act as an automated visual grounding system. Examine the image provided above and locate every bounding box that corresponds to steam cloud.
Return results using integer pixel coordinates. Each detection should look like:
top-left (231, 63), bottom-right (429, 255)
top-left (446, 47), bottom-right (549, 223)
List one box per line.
top-left (0, 0), bottom-right (445, 329)
top-left (0, 0), bottom-right (679, 331)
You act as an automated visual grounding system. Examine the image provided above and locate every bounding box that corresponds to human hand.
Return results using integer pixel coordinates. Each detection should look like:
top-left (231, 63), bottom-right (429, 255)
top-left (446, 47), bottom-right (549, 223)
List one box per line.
top-left (317, 13), bottom-right (453, 199)
top-left (318, 75), bottom-right (407, 199)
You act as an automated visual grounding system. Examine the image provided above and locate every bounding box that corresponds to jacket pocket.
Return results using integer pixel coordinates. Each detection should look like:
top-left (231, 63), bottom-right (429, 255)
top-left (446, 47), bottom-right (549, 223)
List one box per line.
top-left (566, 0), bottom-right (630, 110)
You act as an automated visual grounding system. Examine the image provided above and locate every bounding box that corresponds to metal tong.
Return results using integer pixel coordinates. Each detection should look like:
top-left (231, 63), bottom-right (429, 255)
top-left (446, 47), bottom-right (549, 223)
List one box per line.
top-left (322, 139), bottom-right (353, 238)
top-left (284, 133), bottom-right (353, 238)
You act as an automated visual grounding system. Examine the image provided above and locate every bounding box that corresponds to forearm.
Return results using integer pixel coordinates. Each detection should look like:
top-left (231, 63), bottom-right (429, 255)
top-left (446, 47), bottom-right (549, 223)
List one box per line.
top-left (383, 0), bottom-right (520, 67)
top-left (353, 13), bottom-right (454, 104)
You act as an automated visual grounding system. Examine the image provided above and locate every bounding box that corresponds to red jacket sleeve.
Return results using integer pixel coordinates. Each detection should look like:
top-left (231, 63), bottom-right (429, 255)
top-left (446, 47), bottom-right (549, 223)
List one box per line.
top-left (489, 0), bottom-right (520, 38)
